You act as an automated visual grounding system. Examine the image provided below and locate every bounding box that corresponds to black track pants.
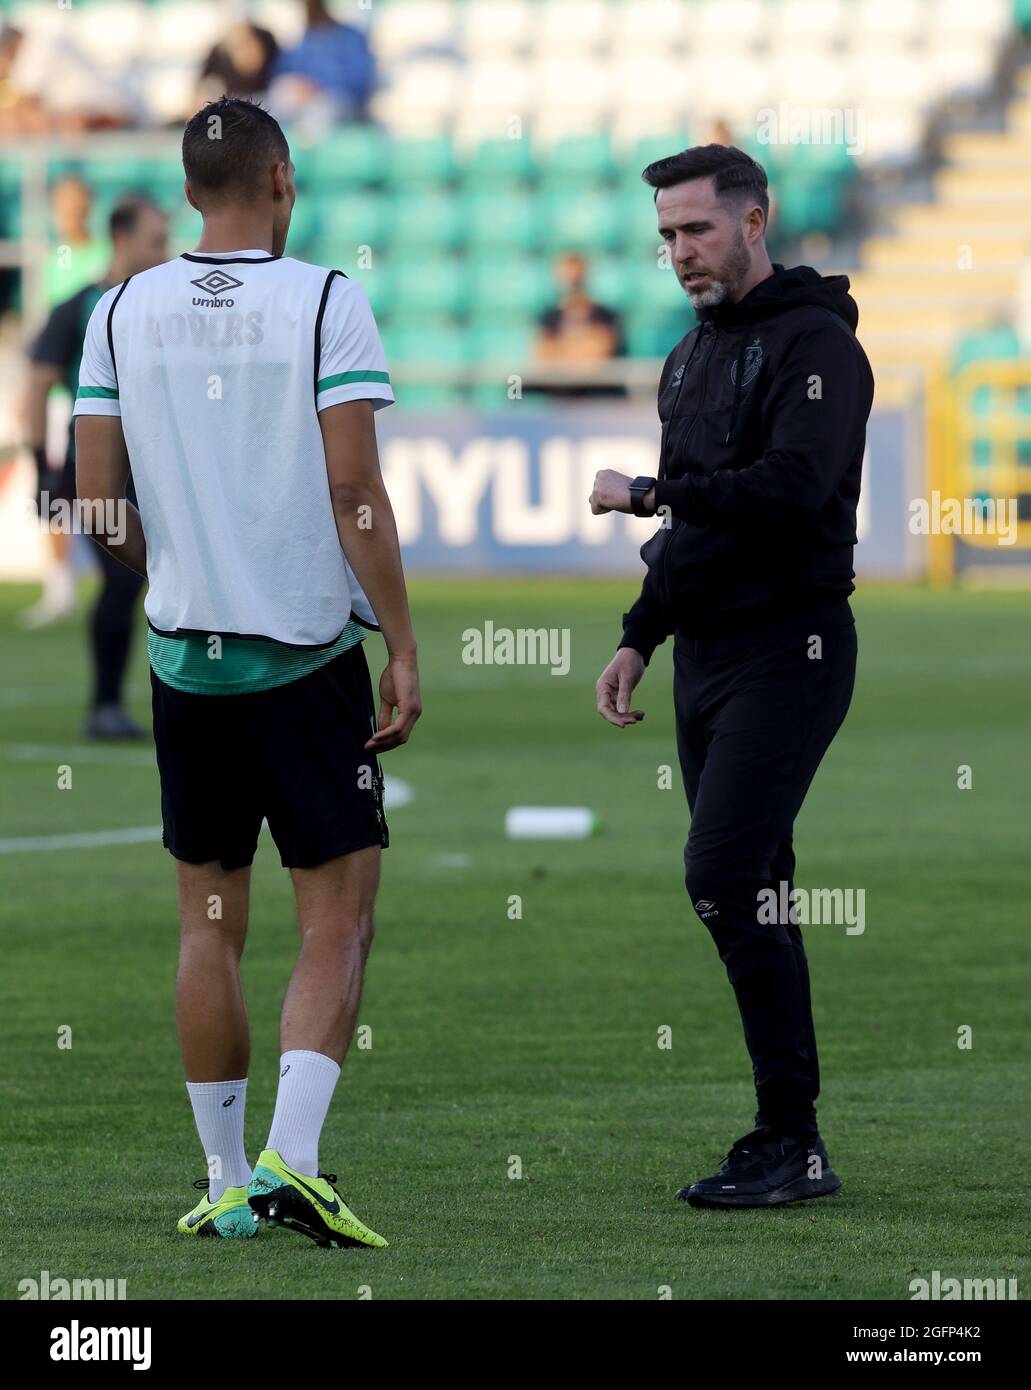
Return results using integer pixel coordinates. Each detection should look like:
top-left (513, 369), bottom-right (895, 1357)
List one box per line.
top-left (673, 599), bottom-right (857, 1137)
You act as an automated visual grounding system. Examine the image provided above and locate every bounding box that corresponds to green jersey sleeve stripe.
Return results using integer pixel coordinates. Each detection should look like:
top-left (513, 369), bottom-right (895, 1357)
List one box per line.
top-left (317, 370), bottom-right (391, 393)
top-left (76, 385), bottom-right (119, 399)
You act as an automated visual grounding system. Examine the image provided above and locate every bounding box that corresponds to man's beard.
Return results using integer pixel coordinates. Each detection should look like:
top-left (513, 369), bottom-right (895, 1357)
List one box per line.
top-left (683, 227), bottom-right (751, 310)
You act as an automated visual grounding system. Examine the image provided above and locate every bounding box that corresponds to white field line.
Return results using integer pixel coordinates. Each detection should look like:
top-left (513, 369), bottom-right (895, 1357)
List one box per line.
top-left (0, 776), bottom-right (413, 854)
top-left (2, 742), bottom-right (155, 766)
top-left (0, 684), bottom-right (148, 709)
top-left (0, 825), bottom-right (163, 853)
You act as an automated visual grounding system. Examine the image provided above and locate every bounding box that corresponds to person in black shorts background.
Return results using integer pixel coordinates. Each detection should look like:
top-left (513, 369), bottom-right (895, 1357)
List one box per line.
top-left (24, 194), bottom-right (168, 737)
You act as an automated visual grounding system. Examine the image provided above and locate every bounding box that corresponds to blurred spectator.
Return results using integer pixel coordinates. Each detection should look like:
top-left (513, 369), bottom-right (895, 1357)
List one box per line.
top-left (704, 117), bottom-right (736, 147)
top-left (21, 197), bottom-right (169, 742)
top-left (196, 21), bottom-right (280, 106)
top-left (535, 252), bottom-right (625, 362)
top-left (0, 21), bottom-right (135, 135)
top-left (45, 176), bottom-right (109, 308)
top-left (268, 1), bottom-right (377, 133)
top-left (703, 119), bottom-right (778, 236)
top-left (532, 252), bottom-right (626, 400)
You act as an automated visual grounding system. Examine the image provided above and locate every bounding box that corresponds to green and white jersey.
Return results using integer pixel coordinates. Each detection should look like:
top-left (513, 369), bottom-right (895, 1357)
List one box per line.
top-left (72, 250), bottom-right (394, 651)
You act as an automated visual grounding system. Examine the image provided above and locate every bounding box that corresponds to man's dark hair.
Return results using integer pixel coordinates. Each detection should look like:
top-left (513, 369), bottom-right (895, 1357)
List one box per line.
top-left (642, 144), bottom-right (769, 225)
top-left (109, 195), bottom-right (163, 241)
top-left (182, 97), bottom-right (290, 202)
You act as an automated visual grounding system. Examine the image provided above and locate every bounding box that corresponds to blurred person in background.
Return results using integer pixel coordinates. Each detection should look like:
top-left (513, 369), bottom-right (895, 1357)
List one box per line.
top-left (45, 176), bottom-right (109, 308)
top-left (268, 0), bottom-right (377, 133)
top-left (196, 20), bottom-right (280, 107)
top-left (705, 116), bottom-right (777, 233)
top-left (532, 251), bottom-right (626, 399)
top-left (704, 117), bottom-right (737, 147)
top-left (0, 20), bottom-right (135, 136)
top-left (22, 196), bottom-right (168, 739)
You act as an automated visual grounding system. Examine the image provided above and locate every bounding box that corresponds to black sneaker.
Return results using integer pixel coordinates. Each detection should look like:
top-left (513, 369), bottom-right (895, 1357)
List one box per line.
top-left (676, 1127), bottom-right (843, 1209)
top-left (83, 704), bottom-right (146, 740)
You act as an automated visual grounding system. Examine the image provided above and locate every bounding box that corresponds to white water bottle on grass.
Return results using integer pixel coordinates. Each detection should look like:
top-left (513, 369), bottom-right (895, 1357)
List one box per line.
top-left (504, 807), bottom-right (599, 840)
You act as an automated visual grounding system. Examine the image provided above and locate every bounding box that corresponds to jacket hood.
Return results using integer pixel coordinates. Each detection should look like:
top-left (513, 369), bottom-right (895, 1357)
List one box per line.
top-left (698, 263), bottom-right (859, 331)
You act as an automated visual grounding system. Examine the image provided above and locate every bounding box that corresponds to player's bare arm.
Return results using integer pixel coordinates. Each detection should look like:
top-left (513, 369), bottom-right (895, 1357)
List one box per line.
top-left (319, 397), bottom-right (421, 752)
top-left (74, 414), bottom-right (147, 577)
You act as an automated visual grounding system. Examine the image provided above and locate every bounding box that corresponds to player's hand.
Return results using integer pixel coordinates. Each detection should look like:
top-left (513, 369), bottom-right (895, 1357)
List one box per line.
top-left (367, 652), bottom-right (422, 752)
top-left (589, 468), bottom-right (633, 515)
top-left (596, 647), bottom-right (646, 728)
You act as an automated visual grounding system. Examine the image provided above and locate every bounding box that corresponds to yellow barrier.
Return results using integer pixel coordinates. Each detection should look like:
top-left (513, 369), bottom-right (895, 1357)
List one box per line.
top-left (924, 360), bottom-right (1031, 584)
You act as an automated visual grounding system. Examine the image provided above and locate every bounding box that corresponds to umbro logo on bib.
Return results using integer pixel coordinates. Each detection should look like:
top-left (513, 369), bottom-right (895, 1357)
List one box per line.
top-left (190, 270), bottom-right (243, 307)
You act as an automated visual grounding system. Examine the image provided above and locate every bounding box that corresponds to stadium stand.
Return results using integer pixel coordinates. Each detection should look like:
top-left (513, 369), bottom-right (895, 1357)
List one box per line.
top-left (0, 0), bottom-right (1028, 411)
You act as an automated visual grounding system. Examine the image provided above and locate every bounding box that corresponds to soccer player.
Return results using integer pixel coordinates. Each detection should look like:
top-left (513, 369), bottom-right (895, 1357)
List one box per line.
top-left (73, 98), bottom-right (420, 1246)
top-left (24, 196), bottom-right (167, 737)
top-left (590, 145), bottom-right (873, 1209)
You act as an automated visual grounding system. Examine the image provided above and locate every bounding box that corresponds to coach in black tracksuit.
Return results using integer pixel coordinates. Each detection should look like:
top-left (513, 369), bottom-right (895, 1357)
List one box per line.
top-left (591, 145), bottom-right (874, 1210)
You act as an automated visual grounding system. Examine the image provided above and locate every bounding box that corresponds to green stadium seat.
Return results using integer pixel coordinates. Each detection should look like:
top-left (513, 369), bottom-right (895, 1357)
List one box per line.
top-left (538, 133), bottom-right (616, 187)
top-left (774, 174), bottom-right (845, 237)
top-left (628, 134), bottom-right (692, 168)
top-left (465, 256), bottom-right (554, 317)
top-left (464, 136), bottom-right (537, 188)
top-left (302, 126), bottom-right (390, 187)
top-left (626, 261), bottom-right (682, 312)
top-left (383, 189), bottom-right (463, 251)
top-left (391, 256), bottom-right (468, 315)
top-left (319, 190), bottom-right (390, 250)
top-left (380, 314), bottom-right (467, 408)
top-left (462, 189), bottom-right (544, 251)
top-left (949, 327), bottom-right (1024, 473)
top-left (619, 187), bottom-right (664, 249)
top-left (581, 255), bottom-right (634, 315)
top-left (172, 206), bottom-right (202, 245)
top-left (950, 326), bottom-right (1020, 375)
top-left (625, 305), bottom-right (696, 358)
top-left (540, 187), bottom-right (622, 253)
top-left (379, 315), bottom-right (466, 363)
top-left (467, 317), bottom-right (535, 364)
top-left (285, 200), bottom-right (319, 246)
top-left (354, 265), bottom-right (396, 316)
top-left (0, 161), bottom-right (22, 236)
top-left (386, 135), bottom-right (458, 187)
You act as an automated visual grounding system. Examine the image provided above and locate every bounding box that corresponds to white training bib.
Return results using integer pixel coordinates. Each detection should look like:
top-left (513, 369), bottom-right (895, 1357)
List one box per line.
top-left (73, 250), bottom-right (394, 647)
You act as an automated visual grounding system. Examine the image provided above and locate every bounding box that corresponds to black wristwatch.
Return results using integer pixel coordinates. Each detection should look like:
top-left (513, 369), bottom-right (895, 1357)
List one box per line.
top-left (629, 476), bottom-right (657, 517)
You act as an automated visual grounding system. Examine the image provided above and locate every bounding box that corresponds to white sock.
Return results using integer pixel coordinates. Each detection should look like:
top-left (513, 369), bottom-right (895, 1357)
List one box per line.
top-left (185, 1077), bottom-right (252, 1202)
top-left (43, 562), bottom-right (74, 607)
top-left (266, 1050), bottom-right (341, 1177)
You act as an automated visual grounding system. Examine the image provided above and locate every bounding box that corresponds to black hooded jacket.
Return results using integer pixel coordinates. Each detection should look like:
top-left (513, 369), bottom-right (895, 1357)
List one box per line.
top-left (619, 264), bottom-right (874, 660)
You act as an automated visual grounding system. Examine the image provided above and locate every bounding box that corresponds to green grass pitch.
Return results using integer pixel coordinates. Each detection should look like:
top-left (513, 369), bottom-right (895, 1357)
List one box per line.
top-left (1, 576), bottom-right (1028, 1300)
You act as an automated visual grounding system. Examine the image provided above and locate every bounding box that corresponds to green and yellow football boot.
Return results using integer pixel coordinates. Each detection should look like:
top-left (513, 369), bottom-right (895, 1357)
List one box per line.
top-left (248, 1148), bottom-right (388, 1249)
top-left (177, 1179), bottom-right (258, 1238)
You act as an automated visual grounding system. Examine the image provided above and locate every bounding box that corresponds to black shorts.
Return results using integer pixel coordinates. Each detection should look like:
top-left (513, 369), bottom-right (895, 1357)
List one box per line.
top-left (35, 453), bottom-right (76, 513)
top-left (150, 642), bottom-right (390, 871)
